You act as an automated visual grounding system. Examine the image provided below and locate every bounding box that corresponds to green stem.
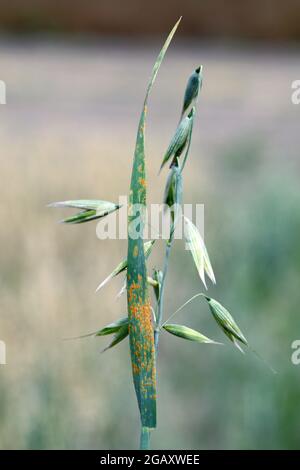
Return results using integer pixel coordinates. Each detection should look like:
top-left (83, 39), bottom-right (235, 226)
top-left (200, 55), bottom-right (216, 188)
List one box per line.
top-left (140, 426), bottom-right (151, 450)
top-left (154, 236), bottom-right (174, 350)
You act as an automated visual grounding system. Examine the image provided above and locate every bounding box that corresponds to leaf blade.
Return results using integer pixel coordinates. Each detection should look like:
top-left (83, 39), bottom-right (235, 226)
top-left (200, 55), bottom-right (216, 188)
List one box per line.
top-left (127, 18), bottom-right (181, 429)
top-left (101, 324), bottom-right (129, 353)
top-left (96, 240), bottom-right (154, 292)
top-left (95, 317), bottom-right (129, 336)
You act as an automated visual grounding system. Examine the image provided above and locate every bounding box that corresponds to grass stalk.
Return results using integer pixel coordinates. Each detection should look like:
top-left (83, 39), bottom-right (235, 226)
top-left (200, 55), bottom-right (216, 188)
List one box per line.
top-left (154, 237), bottom-right (174, 350)
top-left (140, 426), bottom-right (151, 450)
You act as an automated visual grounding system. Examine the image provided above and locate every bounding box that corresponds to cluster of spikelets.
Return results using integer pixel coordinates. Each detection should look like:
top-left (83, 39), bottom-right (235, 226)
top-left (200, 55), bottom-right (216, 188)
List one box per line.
top-left (49, 67), bottom-right (248, 355)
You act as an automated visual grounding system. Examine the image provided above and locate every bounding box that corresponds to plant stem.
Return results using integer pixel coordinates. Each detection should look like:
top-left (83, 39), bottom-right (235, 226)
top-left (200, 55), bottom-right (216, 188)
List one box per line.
top-left (155, 170), bottom-right (182, 350)
top-left (154, 236), bottom-right (174, 350)
top-left (140, 426), bottom-right (151, 450)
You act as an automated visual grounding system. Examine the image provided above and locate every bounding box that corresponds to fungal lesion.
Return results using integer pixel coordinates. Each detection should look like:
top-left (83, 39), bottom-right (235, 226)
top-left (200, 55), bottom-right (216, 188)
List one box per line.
top-left (138, 177), bottom-right (147, 188)
top-left (133, 245), bottom-right (139, 257)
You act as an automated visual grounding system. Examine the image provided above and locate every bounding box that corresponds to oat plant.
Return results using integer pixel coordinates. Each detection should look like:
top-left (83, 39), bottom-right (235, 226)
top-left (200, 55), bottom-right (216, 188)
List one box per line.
top-left (50, 18), bottom-right (256, 450)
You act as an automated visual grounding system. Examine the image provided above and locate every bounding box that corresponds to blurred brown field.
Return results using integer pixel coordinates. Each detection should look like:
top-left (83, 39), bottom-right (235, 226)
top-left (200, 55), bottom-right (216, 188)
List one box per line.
top-left (1, 27), bottom-right (300, 448)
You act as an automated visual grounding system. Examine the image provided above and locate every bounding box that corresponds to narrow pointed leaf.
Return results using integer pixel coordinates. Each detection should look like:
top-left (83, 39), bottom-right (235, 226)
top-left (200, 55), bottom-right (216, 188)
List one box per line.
top-left (96, 240), bottom-right (154, 292)
top-left (101, 324), bottom-right (129, 352)
top-left (204, 296), bottom-right (248, 350)
top-left (96, 258), bottom-right (127, 292)
top-left (95, 317), bottom-right (128, 336)
top-left (184, 216), bottom-right (216, 288)
top-left (63, 317), bottom-right (128, 340)
top-left (116, 278), bottom-right (127, 298)
top-left (163, 323), bottom-right (219, 344)
top-left (127, 18), bottom-right (181, 429)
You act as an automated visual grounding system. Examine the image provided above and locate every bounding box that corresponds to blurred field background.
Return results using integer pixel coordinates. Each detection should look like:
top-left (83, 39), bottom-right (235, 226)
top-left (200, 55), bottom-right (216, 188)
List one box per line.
top-left (0, 0), bottom-right (300, 449)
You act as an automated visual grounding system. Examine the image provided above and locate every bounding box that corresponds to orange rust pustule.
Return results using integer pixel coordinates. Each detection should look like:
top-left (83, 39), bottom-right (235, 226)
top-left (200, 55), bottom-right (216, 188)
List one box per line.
top-left (138, 177), bottom-right (147, 188)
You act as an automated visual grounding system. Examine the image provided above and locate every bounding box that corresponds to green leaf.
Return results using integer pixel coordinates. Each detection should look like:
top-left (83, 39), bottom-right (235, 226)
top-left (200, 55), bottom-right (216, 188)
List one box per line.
top-left (163, 323), bottom-right (219, 344)
top-left (204, 296), bottom-right (248, 352)
top-left (159, 110), bottom-right (193, 172)
top-left (96, 258), bottom-right (127, 292)
top-left (181, 66), bottom-right (203, 117)
top-left (102, 324), bottom-right (129, 353)
top-left (127, 18), bottom-right (181, 429)
top-left (49, 200), bottom-right (120, 224)
top-left (184, 216), bottom-right (216, 289)
top-left (63, 316), bottom-right (128, 340)
top-left (95, 317), bottom-right (128, 336)
top-left (96, 240), bottom-right (154, 292)
top-left (116, 277), bottom-right (127, 298)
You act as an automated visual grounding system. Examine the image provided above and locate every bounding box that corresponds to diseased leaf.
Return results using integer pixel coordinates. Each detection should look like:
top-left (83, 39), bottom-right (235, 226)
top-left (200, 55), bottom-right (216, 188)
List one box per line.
top-left (49, 200), bottom-right (120, 224)
top-left (127, 18), bottom-right (181, 430)
top-left (117, 275), bottom-right (158, 299)
top-left (204, 296), bottom-right (248, 352)
top-left (163, 323), bottom-right (219, 344)
top-left (96, 240), bottom-right (154, 292)
top-left (184, 216), bottom-right (216, 289)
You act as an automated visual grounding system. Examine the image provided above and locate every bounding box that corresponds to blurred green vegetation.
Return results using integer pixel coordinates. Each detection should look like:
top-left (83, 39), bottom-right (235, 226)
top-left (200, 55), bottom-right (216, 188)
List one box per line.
top-left (0, 40), bottom-right (299, 449)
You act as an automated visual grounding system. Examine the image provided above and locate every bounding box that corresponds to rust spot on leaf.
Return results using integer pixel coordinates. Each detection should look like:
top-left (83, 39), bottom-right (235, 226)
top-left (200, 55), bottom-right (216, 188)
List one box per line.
top-left (138, 177), bottom-right (147, 188)
top-left (133, 246), bottom-right (139, 258)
